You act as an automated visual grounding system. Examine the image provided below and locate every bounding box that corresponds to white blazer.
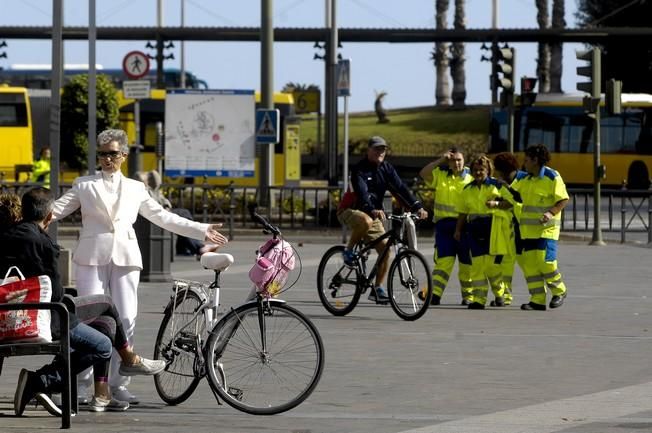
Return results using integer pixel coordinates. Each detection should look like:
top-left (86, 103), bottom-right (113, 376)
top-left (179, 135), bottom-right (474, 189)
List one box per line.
top-left (53, 173), bottom-right (209, 269)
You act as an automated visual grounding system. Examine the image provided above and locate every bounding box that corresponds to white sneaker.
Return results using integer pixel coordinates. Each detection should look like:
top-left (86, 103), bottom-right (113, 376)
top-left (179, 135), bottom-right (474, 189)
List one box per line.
top-left (119, 357), bottom-right (166, 376)
top-left (88, 396), bottom-right (129, 412)
top-left (110, 386), bottom-right (140, 405)
top-left (36, 393), bottom-right (62, 417)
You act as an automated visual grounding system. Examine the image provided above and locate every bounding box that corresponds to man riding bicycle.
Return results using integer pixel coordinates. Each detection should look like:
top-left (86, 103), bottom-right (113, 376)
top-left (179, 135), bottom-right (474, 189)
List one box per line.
top-left (337, 136), bottom-right (428, 303)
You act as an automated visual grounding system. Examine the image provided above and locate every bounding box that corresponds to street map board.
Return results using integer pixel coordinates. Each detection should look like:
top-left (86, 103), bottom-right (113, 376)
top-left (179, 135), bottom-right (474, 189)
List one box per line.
top-left (164, 89), bottom-right (255, 178)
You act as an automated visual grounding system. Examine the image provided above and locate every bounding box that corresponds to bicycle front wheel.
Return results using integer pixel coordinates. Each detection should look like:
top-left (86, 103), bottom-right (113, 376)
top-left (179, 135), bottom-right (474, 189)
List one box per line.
top-left (205, 301), bottom-right (324, 415)
top-left (317, 245), bottom-right (362, 316)
top-left (153, 289), bottom-right (205, 405)
top-left (388, 249), bottom-right (432, 321)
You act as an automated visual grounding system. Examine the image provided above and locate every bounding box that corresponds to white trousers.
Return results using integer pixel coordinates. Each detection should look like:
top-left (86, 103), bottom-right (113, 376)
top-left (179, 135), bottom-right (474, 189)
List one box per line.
top-left (76, 262), bottom-right (140, 390)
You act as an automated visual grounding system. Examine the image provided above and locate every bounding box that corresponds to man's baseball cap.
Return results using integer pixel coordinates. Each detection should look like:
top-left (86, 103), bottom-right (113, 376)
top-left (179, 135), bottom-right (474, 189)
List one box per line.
top-left (368, 136), bottom-right (388, 148)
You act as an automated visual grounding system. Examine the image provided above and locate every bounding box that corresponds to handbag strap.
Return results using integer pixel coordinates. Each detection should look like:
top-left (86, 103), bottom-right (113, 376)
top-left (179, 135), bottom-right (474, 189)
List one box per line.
top-left (2, 266), bottom-right (26, 284)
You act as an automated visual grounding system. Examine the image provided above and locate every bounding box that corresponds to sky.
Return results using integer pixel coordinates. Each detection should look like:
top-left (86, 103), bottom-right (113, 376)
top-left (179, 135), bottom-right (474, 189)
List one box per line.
top-left (0, 0), bottom-right (584, 112)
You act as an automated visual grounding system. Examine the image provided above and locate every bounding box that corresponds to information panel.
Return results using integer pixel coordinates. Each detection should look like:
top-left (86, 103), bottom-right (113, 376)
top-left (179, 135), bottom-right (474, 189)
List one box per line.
top-left (164, 89), bottom-right (255, 177)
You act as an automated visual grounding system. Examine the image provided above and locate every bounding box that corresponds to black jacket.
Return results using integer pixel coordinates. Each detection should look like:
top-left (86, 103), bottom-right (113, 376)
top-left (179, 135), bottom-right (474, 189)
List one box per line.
top-left (350, 158), bottom-right (423, 216)
top-left (0, 222), bottom-right (77, 331)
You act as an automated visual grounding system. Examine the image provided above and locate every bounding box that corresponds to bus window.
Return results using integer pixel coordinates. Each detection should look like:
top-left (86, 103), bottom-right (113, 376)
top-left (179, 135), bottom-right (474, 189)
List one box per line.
top-left (0, 87), bottom-right (33, 179)
top-left (0, 92), bottom-right (28, 126)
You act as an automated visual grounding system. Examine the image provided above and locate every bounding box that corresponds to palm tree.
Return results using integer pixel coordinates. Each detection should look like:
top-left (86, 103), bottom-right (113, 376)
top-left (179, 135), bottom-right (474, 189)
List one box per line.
top-left (433, 0), bottom-right (450, 106)
top-left (450, 0), bottom-right (467, 107)
top-left (535, 0), bottom-right (551, 93)
top-left (549, 0), bottom-right (565, 93)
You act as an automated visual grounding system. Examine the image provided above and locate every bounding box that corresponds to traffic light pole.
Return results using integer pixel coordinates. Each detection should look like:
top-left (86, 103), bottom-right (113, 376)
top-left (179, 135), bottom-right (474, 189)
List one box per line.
top-left (591, 108), bottom-right (605, 245)
top-left (507, 93), bottom-right (514, 153)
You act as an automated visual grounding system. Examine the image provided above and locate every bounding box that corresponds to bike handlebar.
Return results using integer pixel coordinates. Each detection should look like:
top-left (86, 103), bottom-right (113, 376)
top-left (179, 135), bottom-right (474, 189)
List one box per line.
top-left (250, 210), bottom-right (281, 236)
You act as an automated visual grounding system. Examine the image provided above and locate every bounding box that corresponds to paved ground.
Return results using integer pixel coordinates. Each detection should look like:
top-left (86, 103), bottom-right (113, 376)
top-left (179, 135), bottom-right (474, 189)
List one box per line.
top-left (1, 231), bottom-right (652, 432)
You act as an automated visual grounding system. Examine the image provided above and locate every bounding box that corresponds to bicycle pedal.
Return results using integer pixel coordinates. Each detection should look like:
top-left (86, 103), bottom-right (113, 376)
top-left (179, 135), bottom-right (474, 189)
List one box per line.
top-left (228, 387), bottom-right (244, 401)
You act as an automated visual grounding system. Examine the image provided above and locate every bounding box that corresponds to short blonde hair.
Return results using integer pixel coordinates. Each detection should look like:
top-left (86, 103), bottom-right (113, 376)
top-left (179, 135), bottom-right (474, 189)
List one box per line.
top-left (469, 154), bottom-right (494, 177)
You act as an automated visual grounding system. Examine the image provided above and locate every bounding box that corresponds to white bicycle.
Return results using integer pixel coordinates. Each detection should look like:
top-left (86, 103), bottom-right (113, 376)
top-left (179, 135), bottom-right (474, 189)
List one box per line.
top-left (153, 212), bottom-right (324, 415)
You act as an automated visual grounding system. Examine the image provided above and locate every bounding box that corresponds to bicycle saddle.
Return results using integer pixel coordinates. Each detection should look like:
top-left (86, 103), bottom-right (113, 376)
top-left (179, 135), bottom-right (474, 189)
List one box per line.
top-left (200, 252), bottom-right (234, 271)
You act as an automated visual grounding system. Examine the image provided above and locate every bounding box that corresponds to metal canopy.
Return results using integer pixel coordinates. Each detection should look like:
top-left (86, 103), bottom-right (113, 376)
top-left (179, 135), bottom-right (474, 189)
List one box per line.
top-left (0, 26), bottom-right (651, 43)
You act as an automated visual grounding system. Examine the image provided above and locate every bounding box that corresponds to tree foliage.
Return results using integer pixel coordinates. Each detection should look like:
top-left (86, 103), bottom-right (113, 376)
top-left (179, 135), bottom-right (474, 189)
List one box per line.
top-left (60, 74), bottom-right (120, 170)
top-left (282, 82), bottom-right (320, 92)
top-left (575, 0), bottom-right (652, 93)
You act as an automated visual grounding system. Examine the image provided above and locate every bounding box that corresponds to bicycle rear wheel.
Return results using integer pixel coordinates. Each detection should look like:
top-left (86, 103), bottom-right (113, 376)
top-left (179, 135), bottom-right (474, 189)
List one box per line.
top-left (317, 245), bottom-right (362, 316)
top-left (205, 301), bottom-right (324, 415)
top-left (153, 289), bottom-right (205, 405)
top-left (388, 249), bottom-right (432, 321)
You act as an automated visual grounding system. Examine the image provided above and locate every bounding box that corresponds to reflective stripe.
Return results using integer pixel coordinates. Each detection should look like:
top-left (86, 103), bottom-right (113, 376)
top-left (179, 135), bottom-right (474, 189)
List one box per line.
top-left (488, 275), bottom-right (502, 285)
top-left (547, 279), bottom-right (562, 288)
top-left (523, 205), bottom-right (550, 213)
top-left (503, 276), bottom-right (513, 284)
top-left (543, 270), bottom-right (561, 279)
top-left (525, 275), bottom-right (544, 283)
top-left (470, 279), bottom-right (487, 287)
top-left (521, 218), bottom-right (561, 227)
top-left (432, 279), bottom-right (447, 290)
top-left (434, 203), bottom-right (457, 213)
top-left (432, 269), bottom-right (449, 280)
top-left (472, 288), bottom-right (488, 297)
top-left (460, 281), bottom-right (473, 288)
top-left (528, 286), bottom-right (546, 295)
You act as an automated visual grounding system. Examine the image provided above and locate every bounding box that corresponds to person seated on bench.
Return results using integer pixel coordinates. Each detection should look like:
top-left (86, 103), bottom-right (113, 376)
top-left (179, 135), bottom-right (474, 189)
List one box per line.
top-left (0, 188), bottom-right (166, 415)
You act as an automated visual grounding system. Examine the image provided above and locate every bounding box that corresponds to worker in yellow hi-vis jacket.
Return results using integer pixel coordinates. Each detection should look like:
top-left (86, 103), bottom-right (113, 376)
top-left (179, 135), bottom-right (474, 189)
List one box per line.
top-left (512, 144), bottom-right (569, 311)
top-left (419, 147), bottom-right (473, 305)
top-left (454, 154), bottom-right (521, 309)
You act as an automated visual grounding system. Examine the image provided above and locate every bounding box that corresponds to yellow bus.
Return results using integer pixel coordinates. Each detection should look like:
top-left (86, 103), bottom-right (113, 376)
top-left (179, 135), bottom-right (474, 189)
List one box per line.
top-left (489, 93), bottom-right (652, 188)
top-left (117, 90), bottom-right (300, 186)
top-left (0, 86), bottom-right (33, 182)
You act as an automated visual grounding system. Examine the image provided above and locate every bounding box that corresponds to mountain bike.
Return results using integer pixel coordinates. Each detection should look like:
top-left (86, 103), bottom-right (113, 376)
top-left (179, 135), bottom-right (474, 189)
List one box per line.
top-left (153, 211), bottom-right (325, 415)
top-left (317, 212), bottom-right (433, 321)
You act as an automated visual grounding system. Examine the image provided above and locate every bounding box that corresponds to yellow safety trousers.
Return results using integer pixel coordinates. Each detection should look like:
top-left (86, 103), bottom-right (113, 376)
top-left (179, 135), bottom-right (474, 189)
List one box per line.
top-left (521, 249), bottom-right (567, 306)
top-left (469, 254), bottom-right (505, 306)
top-left (432, 253), bottom-right (472, 300)
top-left (499, 252), bottom-right (525, 305)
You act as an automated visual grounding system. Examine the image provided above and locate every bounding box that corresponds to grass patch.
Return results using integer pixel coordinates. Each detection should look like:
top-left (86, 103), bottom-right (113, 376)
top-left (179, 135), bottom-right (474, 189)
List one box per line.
top-left (299, 105), bottom-right (491, 158)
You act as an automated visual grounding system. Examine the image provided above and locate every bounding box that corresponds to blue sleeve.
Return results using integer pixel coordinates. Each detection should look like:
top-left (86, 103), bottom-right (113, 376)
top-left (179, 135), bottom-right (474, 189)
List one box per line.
top-left (350, 167), bottom-right (374, 215)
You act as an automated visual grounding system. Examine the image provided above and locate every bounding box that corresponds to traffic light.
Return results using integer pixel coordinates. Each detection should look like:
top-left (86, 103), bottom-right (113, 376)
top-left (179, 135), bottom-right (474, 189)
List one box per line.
top-left (520, 76), bottom-right (538, 107)
top-left (576, 47), bottom-right (601, 97)
top-left (496, 47), bottom-right (515, 109)
top-left (606, 79), bottom-right (622, 115)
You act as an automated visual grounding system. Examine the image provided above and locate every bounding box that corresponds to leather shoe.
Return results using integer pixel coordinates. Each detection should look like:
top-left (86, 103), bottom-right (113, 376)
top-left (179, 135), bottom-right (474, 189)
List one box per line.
top-left (549, 292), bottom-right (567, 309)
top-left (490, 297), bottom-right (505, 307)
top-left (520, 302), bottom-right (546, 311)
top-left (468, 302), bottom-right (485, 310)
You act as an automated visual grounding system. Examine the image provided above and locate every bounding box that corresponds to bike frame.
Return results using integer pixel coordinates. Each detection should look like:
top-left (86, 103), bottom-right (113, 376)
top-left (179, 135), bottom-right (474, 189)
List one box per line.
top-left (352, 216), bottom-right (409, 291)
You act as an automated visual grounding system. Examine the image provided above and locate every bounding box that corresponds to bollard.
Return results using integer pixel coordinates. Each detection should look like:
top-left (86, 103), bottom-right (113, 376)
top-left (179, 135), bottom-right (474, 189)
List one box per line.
top-left (57, 248), bottom-right (73, 287)
top-left (135, 215), bottom-right (172, 282)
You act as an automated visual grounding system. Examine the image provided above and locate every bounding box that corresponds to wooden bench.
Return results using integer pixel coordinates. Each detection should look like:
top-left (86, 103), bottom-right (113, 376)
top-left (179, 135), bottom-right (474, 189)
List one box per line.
top-left (0, 300), bottom-right (77, 429)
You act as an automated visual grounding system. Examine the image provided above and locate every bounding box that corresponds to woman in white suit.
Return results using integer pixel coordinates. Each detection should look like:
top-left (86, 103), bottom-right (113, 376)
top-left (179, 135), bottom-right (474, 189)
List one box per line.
top-left (53, 129), bottom-right (228, 404)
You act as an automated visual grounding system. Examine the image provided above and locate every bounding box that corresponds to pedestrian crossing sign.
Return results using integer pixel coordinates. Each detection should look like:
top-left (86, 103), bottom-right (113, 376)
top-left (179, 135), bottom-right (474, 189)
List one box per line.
top-left (255, 109), bottom-right (280, 144)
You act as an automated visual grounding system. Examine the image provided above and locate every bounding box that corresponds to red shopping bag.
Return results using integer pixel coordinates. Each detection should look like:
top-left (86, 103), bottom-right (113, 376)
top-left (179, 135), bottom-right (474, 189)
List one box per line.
top-left (0, 266), bottom-right (53, 342)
